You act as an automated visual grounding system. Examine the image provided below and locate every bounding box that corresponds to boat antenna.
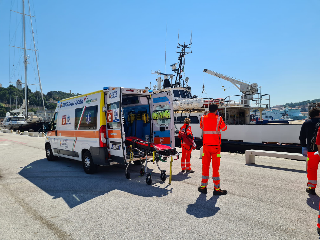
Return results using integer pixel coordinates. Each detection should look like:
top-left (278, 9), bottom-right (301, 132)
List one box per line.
top-left (165, 24), bottom-right (167, 74)
top-left (178, 30), bottom-right (179, 44)
top-left (174, 31), bottom-right (192, 88)
top-left (202, 72), bottom-right (206, 94)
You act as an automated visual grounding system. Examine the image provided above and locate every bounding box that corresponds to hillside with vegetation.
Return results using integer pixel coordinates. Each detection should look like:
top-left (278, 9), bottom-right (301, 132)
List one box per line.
top-left (0, 85), bottom-right (81, 117)
top-left (283, 98), bottom-right (320, 112)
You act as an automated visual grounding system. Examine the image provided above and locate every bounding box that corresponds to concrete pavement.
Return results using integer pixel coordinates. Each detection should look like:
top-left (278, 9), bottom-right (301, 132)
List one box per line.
top-left (0, 131), bottom-right (319, 239)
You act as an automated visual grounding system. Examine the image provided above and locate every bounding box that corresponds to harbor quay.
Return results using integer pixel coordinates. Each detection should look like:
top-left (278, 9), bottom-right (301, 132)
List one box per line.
top-left (0, 132), bottom-right (318, 239)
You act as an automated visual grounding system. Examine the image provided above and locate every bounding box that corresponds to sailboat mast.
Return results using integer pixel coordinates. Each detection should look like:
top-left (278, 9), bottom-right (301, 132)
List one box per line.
top-left (22, 0), bottom-right (28, 118)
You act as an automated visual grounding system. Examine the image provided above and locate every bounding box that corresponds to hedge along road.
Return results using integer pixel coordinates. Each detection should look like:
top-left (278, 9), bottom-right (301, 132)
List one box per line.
top-left (0, 131), bottom-right (318, 239)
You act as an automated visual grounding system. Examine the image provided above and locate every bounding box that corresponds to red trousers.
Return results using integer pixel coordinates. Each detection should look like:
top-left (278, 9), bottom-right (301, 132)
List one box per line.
top-left (181, 144), bottom-right (192, 170)
top-left (307, 152), bottom-right (320, 189)
top-left (318, 201), bottom-right (320, 228)
top-left (201, 145), bottom-right (221, 190)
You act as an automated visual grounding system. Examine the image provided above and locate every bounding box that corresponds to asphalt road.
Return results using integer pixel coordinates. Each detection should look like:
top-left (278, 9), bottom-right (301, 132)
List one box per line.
top-left (0, 131), bottom-right (319, 239)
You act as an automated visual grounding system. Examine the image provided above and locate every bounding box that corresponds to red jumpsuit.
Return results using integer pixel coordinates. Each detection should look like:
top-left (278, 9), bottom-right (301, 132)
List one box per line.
top-left (179, 123), bottom-right (193, 171)
top-left (200, 113), bottom-right (227, 190)
top-left (316, 128), bottom-right (320, 229)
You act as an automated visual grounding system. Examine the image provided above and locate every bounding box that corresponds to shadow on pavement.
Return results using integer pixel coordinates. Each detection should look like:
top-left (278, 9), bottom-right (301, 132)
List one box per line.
top-left (19, 158), bottom-right (171, 208)
top-left (307, 195), bottom-right (320, 211)
top-left (246, 164), bottom-right (306, 173)
top-left (171, 171), bottom-right (192, 182)
top-left (186, 194), bottom-right (220, 218)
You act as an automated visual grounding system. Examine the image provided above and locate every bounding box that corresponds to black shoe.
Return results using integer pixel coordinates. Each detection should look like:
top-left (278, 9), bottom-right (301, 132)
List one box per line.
top-left (181, 170), bottom-right (185, 173)
top-left (186, 169), bottom-right (195, 173)
top-left (213, 189), bottom-right (227, 195)
top-left (306, 188), bottom-right (316, 195)
top-left (198, 186), bottom-right (207, 194)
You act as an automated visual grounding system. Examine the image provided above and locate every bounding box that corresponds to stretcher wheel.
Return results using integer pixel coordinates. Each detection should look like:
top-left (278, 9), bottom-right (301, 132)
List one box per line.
top-left (125, 172), bottom-right (130, 179)
top-left (160, 172), bottom-right (166, 182)
top-left (140, 168), bottom-right (145, 176)
top-left (146, 174), bottom-right (152, 185)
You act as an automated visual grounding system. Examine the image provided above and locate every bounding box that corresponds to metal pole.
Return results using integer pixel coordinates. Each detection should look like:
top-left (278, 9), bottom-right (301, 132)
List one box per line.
top-left (225, 106), bottom-right (226, 123)
top-left (269, 95), bottom-right (270, 109)
top-left (259, 87), bottom-right (261, 107)
top-left (23, 0), bottom-right (28, 118)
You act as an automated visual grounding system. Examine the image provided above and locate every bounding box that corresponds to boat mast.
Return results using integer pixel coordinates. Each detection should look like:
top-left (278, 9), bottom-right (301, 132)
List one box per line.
top-left (22, 0), bottom-right (28, 118)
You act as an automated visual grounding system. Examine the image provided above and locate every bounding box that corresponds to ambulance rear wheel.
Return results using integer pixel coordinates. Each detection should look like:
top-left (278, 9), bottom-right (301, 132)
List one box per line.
top-left (45, 144), bottom-right (54, 161)
top-left (82, 151), bottom-right (96, 174)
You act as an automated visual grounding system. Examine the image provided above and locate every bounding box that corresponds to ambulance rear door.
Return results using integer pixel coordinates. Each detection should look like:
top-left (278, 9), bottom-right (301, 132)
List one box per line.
top-left (105, 87), bottom-right (126, 163)
top-left (151, 91), bottom-right (175, 148)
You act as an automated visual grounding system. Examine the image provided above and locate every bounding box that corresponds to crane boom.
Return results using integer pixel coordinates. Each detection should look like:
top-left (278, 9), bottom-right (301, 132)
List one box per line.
top-left (203, 69), bottom-right (258, 96)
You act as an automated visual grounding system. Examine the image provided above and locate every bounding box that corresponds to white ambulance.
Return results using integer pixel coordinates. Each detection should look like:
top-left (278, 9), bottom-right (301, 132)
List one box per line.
top-left (45, 87), bottom-right (175, 174)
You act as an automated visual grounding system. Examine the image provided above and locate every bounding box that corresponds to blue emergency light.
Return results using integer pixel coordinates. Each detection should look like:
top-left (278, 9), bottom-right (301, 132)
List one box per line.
top-left (103, 87), bottom-right (109, 90)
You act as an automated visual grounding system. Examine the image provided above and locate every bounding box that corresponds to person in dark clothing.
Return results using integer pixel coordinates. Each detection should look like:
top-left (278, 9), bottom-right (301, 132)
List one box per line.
top-left (299, 108), bottom-right (320, 195)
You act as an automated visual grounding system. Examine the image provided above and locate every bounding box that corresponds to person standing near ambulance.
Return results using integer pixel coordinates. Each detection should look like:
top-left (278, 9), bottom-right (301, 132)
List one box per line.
top-left (179, 118), bottom-right (195, 173)
top-left (299, 108), bottom-right (320, 195)
top-left (316, 126), bottom-right (320, 234)
top-left (198, 104), bottom-right (227, 195)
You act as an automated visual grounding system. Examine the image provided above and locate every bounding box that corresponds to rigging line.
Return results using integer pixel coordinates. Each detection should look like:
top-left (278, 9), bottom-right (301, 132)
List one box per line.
top-left (31, 0), bottom-right (39, 50)
top-left (9, 16), bottom-right (22, 44)
top-left (10, 45), bottom-right (34, 51)
top-left (28, 0), bottom-right (46, 119)
top-left (10, 10), bottom-right (34, 17)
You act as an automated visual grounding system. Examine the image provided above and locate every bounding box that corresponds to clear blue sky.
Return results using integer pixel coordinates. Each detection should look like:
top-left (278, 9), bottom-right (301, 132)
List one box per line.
top-left (0, 0), bottom-right (319, 106)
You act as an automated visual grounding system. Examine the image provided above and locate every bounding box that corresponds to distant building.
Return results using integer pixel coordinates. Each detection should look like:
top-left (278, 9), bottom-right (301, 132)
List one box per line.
top-left (0, 83), bottom-right (2, 88)
top-left (16, 79), bottom-right (22, 90)
top-left (36, 109), bottom-right (55, 121)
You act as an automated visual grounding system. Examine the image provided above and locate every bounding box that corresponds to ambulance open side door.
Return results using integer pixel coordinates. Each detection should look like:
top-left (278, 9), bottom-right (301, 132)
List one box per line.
top-left (150, 91), bottom-right (175, 148)
top-left (105, 87), bottom-right (126, 163)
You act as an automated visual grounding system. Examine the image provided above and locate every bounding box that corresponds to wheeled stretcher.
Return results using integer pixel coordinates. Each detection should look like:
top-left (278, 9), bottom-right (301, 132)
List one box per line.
top-left (124, 136), bottom-right (179, 185)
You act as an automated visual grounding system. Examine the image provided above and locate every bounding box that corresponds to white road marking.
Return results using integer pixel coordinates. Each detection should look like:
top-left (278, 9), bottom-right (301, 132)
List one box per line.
top-left (73, 195), bottom-right (80, 201)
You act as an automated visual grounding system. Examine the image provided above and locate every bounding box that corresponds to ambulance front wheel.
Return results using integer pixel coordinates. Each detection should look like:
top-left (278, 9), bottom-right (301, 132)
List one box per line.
top-left (45, 144), bottom-right (55, 161)
top-left (82, 151), bottom-right (96, 174)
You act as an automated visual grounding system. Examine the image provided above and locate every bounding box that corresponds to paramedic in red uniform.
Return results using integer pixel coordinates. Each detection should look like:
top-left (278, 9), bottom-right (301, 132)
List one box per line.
top-left (316, 125), bottom-right (320, 235)
top-left (198, 104), bottom-right (227, 195)
top-left (179, 118), bottom-right (195, 173)
top-left (299, 108), bottom-right (320, 195)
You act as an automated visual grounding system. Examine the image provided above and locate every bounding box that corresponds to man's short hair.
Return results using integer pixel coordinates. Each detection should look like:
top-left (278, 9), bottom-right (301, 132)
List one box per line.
top-left (209, 104), bottom-right (218, 113)
top-left (309, 108), bottom-right (320, 118)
